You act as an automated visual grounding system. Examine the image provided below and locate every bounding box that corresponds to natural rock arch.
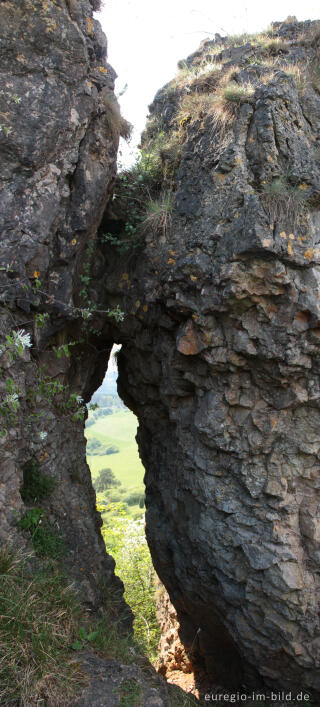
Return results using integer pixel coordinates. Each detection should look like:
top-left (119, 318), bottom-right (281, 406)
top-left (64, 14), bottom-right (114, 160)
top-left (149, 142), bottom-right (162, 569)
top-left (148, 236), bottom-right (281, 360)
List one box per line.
top-left (1, 1), bottom-right (320, 696)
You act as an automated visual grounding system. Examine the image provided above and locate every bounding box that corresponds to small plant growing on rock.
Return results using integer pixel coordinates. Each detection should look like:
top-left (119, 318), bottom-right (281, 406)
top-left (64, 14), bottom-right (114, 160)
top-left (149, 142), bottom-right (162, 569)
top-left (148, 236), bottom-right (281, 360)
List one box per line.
top-left (21, 459), bottom-right (56, 503)
top-left (220, 81), bottom-right (255, 103)
top-left (17, 508), bottom-right (66, 559)
top-left (141, 193), bottom-right (173, 237)
top-left (282, 63), bottom-right (305, 92)
top-left (261, 37), bottom-right (289, 55)
top-left (101, 92), bottom-right (132, 141)
top-left (261, 176), bottom-right (308, 228)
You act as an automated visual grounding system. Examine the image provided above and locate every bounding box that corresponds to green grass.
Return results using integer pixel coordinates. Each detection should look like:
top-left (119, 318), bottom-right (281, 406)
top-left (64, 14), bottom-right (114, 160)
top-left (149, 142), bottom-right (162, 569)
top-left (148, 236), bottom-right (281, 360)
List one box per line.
top-left (86, 409), bottom-right (144, 489)
top-left (0, 548), bottom-right (84, 705)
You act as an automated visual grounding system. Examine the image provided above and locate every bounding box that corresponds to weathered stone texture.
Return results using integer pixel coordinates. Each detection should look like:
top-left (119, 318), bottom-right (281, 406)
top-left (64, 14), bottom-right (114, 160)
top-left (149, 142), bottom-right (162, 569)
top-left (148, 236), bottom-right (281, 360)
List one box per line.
top-left (1, 5), bottom-right (320, 700)
top-left (0, 0), bottom-right (128, 615)
top-left (104, 19), bottom-right (320, 694)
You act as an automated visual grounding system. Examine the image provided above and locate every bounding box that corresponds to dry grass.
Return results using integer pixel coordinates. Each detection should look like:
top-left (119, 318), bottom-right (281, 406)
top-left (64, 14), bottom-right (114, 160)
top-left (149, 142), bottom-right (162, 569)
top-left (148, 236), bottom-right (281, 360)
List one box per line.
top-left (0, 547), bottom-right (84, 706)
top-left (174, 60), bottom-right (223, 92)
top-left (311, 63), bottom-right (320, 94)
top-left (220, 81), bottom-right (255, 103)
top-left (175, 72), bottom-right (254, 132)
top-left (282, 63), bottom-right (306, 92)
top-left (102, 93), bottom-right (132, 141)
top-left (262, 37), bottom-right (289, 55)
top-left (297, 23), bottom-right (320, 48)
top-left (175, 93), bottom-right (218, 126)
top-left (261, 176), bottom-right (308, 228)
top-left (141, 193), bottom-right (173, 236)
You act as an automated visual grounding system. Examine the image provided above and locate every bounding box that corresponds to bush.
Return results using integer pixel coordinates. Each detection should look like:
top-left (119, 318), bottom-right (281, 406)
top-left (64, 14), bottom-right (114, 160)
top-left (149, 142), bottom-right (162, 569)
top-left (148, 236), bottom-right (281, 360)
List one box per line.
top-left (17, 508), bottom-right (66, 559)
top-left (87, 438), bottom-right (119, 456)
top-left (99, 503), bottom-right (160, 660)
top-left (20, 459), bottom-right (56, 503)
top-left (124, 490), bottom-right (145, 507)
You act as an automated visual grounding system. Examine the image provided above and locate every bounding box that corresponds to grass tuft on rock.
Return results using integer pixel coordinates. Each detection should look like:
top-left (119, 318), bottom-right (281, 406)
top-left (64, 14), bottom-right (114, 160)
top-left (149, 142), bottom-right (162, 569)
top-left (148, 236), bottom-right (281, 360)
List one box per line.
top-left (141, 193), bottom-right (173, 237)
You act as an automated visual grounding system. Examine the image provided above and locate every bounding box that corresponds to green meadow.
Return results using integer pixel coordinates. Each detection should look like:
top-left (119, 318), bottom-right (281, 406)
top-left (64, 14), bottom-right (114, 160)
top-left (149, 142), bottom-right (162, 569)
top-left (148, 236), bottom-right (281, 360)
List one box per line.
top-left (85, 406), bottom-right (145, 516)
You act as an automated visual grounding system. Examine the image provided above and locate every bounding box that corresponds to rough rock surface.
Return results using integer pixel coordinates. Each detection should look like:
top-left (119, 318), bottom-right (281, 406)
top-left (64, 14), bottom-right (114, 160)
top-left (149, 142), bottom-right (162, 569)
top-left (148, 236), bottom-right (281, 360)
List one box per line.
top-left (0, 0), bottom-right (128, 615)
top-left (1, 5), bottom-right (320, 701)
top-left (106, 19), bottom-right (320, 695)
top-left (75, 652), bottom-right (173, 707)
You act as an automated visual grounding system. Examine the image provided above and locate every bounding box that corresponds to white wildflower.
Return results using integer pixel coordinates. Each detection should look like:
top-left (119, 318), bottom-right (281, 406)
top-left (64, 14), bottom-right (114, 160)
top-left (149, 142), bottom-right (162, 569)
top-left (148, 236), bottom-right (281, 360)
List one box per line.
top-left (80, 309), bottom-right (92, 320)
top-left (39, 431), bottom-right (48, 440)
top-left (13, 329), bottom-right (32, 349)
top-left (5, 393), bottom-right (19, 404)
top-left (76, 395), bottom-right (84, 405)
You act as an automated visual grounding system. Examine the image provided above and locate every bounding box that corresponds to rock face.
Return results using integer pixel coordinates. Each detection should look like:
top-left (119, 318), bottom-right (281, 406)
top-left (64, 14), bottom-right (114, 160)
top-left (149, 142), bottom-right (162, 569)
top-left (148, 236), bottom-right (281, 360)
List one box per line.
top-left (108, 19), bottom-right (320, 694)
top-left (0, 0), bottom-right (130, 617)
top-left (1, 5), bottom-right (320, 699)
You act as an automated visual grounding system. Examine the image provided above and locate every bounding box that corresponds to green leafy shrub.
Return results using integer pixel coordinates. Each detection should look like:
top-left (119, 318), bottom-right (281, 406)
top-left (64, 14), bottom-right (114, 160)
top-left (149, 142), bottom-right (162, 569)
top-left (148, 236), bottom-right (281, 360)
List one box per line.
top-left (123, 490), bottom-right (145, 507)
top-left (20, 459), bottom-right (56, 502)
top-left (18, 508), bottom-right (66, 559)
top-left (99, 502), bottom-right (160, 660)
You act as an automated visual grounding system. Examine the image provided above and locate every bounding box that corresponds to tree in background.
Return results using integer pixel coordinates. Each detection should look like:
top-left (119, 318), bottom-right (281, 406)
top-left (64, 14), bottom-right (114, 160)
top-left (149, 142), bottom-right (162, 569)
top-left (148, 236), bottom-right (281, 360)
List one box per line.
top-left (93, 468), bottom-right (121, 492)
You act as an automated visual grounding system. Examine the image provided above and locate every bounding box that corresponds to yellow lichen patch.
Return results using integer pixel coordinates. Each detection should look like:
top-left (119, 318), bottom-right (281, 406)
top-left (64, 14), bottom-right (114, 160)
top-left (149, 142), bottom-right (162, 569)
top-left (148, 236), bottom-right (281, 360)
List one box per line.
top-left (190, 275), bottom-right (197, 281)
top-left (45, 18), bottom-right (57, 32)
top-left (299, 182), bottom-right (308, 190)
top-left (287, 243), bottom-right (294, 255)
top-left (234, 211), bottom-right (239, 219)
top-left (168, 249), bottom-right (176, 256)
top-left (33, 270), bottom-right (40, 278)
top-left (71, 238), bottom-right (77, 246)
top-left (304, 248), bottom-right (313, 260)
top-left (98, 66), bottom-right (108, 74)
top-left (86, 17), bottom-right (94, 35)
top-left (213, 172), bottom-right (226, 183)
top-left (235, 157), bottom-right (242, 165)
top-left (298, 236), bottom-right (307, 243)
top-left (288, 233), bottom-right (295, 240)
top-left (121, 272), bottom-right (129, 280)
top-left (267, 155), bottom-right (274, 162)
top-left (280, 231), bottom-right (287, 239)
top-left (249, 137), bottom-right (254, 143)
top-left (167, 258), bottom-right (176, 264)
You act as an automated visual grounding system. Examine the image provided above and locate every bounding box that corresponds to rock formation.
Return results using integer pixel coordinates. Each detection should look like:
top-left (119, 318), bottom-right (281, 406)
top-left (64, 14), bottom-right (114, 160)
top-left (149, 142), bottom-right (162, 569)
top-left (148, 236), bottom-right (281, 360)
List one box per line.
top-left (1, 3), bottom-right (320, 699)
top-left (0, 0), bottom-right (129, 616)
